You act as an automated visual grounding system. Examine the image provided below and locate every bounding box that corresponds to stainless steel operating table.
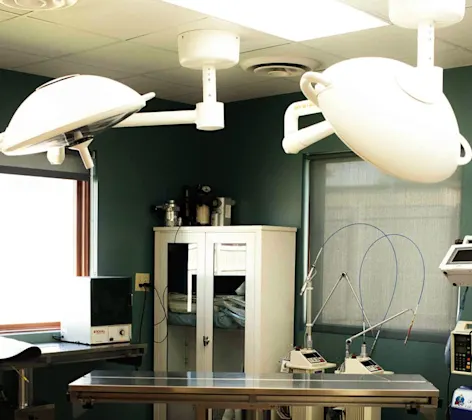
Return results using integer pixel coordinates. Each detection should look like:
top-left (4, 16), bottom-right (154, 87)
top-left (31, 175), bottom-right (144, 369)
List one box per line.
top-left (68, 371), bottom-right (440, 419)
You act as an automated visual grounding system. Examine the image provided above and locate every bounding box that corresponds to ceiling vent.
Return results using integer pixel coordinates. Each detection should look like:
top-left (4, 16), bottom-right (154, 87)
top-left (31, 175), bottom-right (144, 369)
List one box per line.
top-left (240, 56), bottom-right (320, 78)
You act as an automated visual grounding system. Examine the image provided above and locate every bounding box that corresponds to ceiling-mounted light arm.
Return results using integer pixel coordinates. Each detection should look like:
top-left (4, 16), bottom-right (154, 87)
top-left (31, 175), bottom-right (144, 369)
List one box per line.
top-left (203, 65), bottom-right (217, 102)
top-left (114, 64), bottom-right (223, 131)
top-left (0, 29), bottom-right (239, 170)
top-left (388, 0), bottom-right (467, 104)
top-left (113, 110), bottom-right (197, 128)
top-left (417, 20), bottom-right (435, 69)
top-left (282, 77), bottom-right (335, 154)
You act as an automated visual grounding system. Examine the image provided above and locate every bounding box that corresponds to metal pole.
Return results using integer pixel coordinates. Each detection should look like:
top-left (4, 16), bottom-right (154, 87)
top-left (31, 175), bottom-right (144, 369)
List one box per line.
top-left (302, 157), bottom-right (310, 348)
top-left (345, 309), bottom-right (412, 356)
top-left (17, 368), bottom-right (33, 409)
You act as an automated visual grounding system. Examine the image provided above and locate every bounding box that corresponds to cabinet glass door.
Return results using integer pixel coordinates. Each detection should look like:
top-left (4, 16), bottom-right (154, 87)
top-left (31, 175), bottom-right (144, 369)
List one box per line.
top-left (204, 233), bottom-right (255, 419)
top-left (155, 231), bottom-right (206, 420)
top-left (205, 233), bottom-right (255, 420)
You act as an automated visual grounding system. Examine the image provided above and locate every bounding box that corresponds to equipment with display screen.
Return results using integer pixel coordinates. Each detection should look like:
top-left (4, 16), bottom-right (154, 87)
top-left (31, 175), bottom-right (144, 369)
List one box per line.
top-left (334, 352), bottom-right (391, 420)
top-left (338, 355), bottom-right (387, 375)
top-left (440, 236), bottom-right (472, 286)
top-left (332, 311), bottom-right (411, 420)
top-left (282, 347), bottom-right (336, 373)
top-left (280, 347), bottom-right (335, 420)
top-left (451, 321), bottom-right (472, 375)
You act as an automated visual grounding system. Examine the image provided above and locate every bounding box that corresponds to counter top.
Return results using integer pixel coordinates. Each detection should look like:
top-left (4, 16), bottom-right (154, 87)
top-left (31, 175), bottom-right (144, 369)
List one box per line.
top-left (0, 342), bottom-right (146, 370)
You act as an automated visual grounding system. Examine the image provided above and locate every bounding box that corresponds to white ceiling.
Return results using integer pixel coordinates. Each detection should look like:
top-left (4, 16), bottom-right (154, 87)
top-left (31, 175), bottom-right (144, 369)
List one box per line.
top-left (0, 0), bottom-right (472, 104)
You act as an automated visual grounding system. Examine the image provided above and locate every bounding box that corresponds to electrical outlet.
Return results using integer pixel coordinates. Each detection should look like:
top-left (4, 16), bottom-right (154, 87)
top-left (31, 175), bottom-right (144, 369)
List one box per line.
top-left (135, 273), bottom-right (150, 291)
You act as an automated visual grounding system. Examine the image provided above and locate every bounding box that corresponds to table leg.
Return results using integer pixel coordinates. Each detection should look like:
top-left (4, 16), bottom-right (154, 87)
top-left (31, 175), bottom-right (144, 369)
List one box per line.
top-left (195, 406), bottom-right (208, 420)
top-left (17, 368), bottom-right (33, 409)
top-left (420, 407), bottom-right (437, 420)
top-left (246, 410), bottom-right (266, 420)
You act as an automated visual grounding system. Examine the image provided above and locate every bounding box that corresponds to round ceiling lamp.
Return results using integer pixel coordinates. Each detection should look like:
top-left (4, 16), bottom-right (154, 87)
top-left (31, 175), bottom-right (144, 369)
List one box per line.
top-left (284, 0), bottom-right (470, 184)
top-left (0, 29), bottom-right (240, 170)
top-left (0, 75), bottom-right (155, 169)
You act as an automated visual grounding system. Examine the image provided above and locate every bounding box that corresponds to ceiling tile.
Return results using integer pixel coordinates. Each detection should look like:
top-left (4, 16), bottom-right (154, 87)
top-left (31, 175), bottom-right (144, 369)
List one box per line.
top-left (220, 79), bottom-right (300, 102)
top-left (0, 9), bottom-right (17, 21)
top-left (146, 44), bottom-right (340, 93)
top-left (145, 67), bottom-right (201, 87)
top-left (241, 43), bottom-right (344, 71)
top-left (119, 75), bottom-right (200, 98)
top-left (31, 0), bottom-right (206, 40)
top-left (0, 16), bottom-right (116, 57)
top-left (130, 17), bottom-right (289, 53)
top-left (146, 66), bottom-right (269, 89)
top-left (435, 46), bottom-right (472, 69)
top-left (302, 25), bottom-right (450, 64)
top-left (338, 0), bottom-right (389, 20)
top-left (216, 66), bottom-right (283, 87)
top-left (63, 42), bottom-right (179, 74)
top-left (437, 9), bottom-right (472, 50)
top-left (164, 92), bottom-right (200, 105)
top-left (174, 79), bottom-right (300, 103)
top-left (0, 47), bottom-right (45, 68)
top-left (16, 58), bottom-right (133, 79)
top-left (341, 0), bottom-right (472, 17)
top-left (0, 4), bottom-right (30, 14)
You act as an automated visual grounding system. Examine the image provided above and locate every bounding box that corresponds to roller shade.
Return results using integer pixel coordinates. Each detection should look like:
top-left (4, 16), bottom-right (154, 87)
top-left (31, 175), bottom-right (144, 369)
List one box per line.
top-left (0, 150), bottom-right (89, 181)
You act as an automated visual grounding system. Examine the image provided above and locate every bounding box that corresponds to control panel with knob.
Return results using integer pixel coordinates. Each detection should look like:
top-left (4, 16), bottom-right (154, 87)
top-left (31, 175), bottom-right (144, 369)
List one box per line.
top-left (90, 325), bottom-right (132, 345)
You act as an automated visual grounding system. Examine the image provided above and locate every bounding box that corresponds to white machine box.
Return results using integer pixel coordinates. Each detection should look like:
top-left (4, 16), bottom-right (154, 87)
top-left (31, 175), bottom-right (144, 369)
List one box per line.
top-left (440, 236), bottom-right (472, 286)
top-left (60, 276), bottom-right (133, 345)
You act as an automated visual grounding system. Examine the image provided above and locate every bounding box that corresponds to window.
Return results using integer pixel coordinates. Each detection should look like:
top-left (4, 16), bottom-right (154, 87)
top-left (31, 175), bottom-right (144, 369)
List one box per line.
top-left (309, 155), bottom-right (461, 336)
top-left (0, 173), bottom-right (90, 333)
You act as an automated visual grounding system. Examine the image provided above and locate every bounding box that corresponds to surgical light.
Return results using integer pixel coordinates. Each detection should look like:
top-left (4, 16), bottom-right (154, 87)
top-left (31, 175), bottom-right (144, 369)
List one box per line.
top-left (283, 0), bottom-right (471, 184)
top-left (0, 74), bottom-right (155, 170)
top-left (0, 29), bottom-right (240, 169)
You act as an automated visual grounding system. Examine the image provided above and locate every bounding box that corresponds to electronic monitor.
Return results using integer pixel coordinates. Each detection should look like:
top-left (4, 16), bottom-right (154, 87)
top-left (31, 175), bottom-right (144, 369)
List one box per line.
top-left (440, 239), bottom-right (472, 286)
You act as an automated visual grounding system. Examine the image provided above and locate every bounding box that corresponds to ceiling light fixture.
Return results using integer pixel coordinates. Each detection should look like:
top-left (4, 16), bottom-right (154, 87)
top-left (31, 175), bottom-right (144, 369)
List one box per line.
top-left (162, 0), bottom-right (388, 42)
top-left (283, 0), bottom-right (471, 184)
top-left (0, 0), bottom-right (77, 11)
top-left (0, 30), bottom-right (240, 169)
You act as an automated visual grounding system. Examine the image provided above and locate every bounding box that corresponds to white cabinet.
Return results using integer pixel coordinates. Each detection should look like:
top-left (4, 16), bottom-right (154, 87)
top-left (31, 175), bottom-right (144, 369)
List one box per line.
top-left (153, 225), bottom-right (296, 420)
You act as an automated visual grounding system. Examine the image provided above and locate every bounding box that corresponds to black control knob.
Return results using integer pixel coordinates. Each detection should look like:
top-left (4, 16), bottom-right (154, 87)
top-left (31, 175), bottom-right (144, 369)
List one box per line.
top-left (110, 337), bottom-right (114, 341)
top-left (120, 329), bottom-right (125, 336)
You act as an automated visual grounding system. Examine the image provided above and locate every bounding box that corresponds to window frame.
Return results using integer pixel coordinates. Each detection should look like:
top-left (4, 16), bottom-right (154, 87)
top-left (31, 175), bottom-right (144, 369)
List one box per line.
top-left (0, 177), bottom-right (91, 334)
top-left (302, 152), bottom-right (461, 344)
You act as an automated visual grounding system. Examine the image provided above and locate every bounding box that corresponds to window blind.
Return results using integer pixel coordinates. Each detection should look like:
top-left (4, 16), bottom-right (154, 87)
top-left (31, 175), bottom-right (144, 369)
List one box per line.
top-left (309, 155), bottom-right (461, 336)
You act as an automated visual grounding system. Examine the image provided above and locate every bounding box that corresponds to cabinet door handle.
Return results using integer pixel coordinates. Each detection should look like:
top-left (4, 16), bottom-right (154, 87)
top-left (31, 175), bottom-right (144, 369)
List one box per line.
top-left (203, 336), bottom-right (210, 346)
